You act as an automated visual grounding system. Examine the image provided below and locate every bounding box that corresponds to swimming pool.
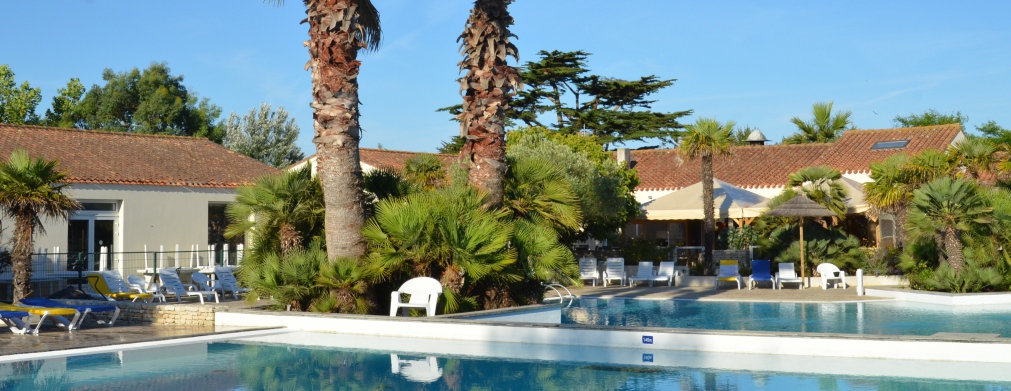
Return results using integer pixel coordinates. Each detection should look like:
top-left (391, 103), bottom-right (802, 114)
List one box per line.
top-left (3, 331), bottom-right (1010, 390)
top-left (563, 298), bottom-right (1011, 337)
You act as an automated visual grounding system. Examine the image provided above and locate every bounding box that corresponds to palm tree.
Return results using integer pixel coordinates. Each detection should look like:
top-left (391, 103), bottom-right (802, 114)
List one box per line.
top-left (949, 135), bottom-right (998, 179)
top-left (864, 153), bottom-right (912, 248)
top-left (787, 165), bottom-right (848, 218)
top-left (783, 101), bottom-right (852, 144)
top-left (225, 165), bottom-right (324, 255)
top-left (268, 0), bottom-right (381, 260)
top-left (456, 0), bottom-right (521, 207)
top-left (907, 177), bottom-right (992, 272)
top-left (680, 118), bottom-right (735, 272)
top-left (0, 149), bottom-right (80, 302)
top-left (403, 154), bottom-right (446, 191)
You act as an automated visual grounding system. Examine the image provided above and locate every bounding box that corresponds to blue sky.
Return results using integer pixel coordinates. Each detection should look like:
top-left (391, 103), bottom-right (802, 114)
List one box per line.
top-left (3, 1), bottom-right (1009, 155)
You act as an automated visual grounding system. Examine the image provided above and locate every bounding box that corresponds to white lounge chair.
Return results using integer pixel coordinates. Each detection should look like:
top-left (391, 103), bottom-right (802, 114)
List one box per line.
top-left (390, 277), bottom-right (442, 317)
top-left (214, 267), bottom-right (252, 300)
top-left (603, 258), bottom-right (626, 287)
top-left (126, 274), bottom-right (166, 303)
top-left (816, 263), bottom-right (847, 289)
top-left (656, 261), bottom-right (679, 287)
top-left (191, 272), bottom-right (225, 298)
top-left (628, 262), bottom-right (670, 287)
top-left (578, 257), bottom-right (599, 286)
top-left (158, 269), bottom-right (219, 304)
top-left (715, 260), bottom-right (742, 289)
top-left (776, 262), bottom-right (803, 289)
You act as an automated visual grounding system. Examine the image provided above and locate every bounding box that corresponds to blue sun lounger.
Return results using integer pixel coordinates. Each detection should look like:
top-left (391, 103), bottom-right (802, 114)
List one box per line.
top-left (0, 309), bottom-right (31, 333)
top-left (18, 298), bottom-right (120, 330)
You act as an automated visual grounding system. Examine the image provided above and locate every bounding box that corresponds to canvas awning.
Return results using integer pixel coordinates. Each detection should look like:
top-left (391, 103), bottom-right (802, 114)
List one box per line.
top-left (643, 179), bottom-right (768, 220)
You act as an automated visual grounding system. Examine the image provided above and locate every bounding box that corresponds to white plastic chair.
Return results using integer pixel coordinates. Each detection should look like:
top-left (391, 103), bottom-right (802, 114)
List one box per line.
top-left (628, 261), bottom-right (671, 287)
top-left (816, 263), bottom-right (847, 289)
top-left (126, 274), bottom-right (166, 303)
top-left (214, 267), bottom-right (252, 300)
top-left (390, 277), bottom-right (442, 317)
top-left (603, 258), bottom-right (626, 287)
top-left (191, 272), bottom-right (225, 298)
top-left (656, 261), bottom-right (679, 287)
top-left (391, 354), bottom-right (442, 383)
top-left (578, 257), bottom-right (599, 287)
top-left (715, 260), bottom-right (742, 289)
top-left (776, 263), bottom-right (803, 289)
top-left (158, 269), bottom-right (219, 304)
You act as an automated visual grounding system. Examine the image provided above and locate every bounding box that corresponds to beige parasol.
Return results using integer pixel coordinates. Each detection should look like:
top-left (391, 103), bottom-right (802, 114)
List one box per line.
top-left (763, 194), bottom-right (836, 287)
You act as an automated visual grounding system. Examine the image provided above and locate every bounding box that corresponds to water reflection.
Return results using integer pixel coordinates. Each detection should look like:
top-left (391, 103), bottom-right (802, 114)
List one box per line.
top-left (391, 354), bottom-right (442, 383)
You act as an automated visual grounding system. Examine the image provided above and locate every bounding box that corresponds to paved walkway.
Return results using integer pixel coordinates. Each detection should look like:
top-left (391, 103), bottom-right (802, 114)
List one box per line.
top-left (0, 324), bottom-right (265, 356)
top-left (570, 284), bottom-right (892, 302)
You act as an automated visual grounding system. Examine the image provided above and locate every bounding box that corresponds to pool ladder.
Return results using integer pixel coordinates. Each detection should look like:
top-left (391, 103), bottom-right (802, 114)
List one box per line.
top-left (542, 283), bottom-right (575, 307)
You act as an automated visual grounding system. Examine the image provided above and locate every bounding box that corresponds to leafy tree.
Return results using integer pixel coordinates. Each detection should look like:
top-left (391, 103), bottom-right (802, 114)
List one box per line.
top-left (506, 126), bottom-right (639, 242)
top-left (456, 0), bottom-right (521, 207)
top-left (437, 135), bottom-right (466, 154)
top-left (512, 50), bottom-right (691, 149)
top-left (976, 120), bottom-right (1011, 145)
top-left (680, 118), bottom-right (734, 271)
top-left (268, 0), bottom-right (381, 260)
top-left (0, 150), bottom-right (81, 301)
top-left (783, 101), bottom-right (852, 144)
top-left (787, 165), bottom-right (848, 218)
top-left (77, 62), bottom-right (224, 141)
top-left (0, 65), bottom-right (42, 125)
top-left (893, 109), bottom-right (966, 128)
top-left (42, 78), bottom-right (86, 128)
top-left (907, 177), bottom-right (992, 273)
top-left (222, 103), bottom-right (304, 167)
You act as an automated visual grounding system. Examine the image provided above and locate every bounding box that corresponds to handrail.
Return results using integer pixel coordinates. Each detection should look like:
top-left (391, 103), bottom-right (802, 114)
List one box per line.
top-left (542, 283), bottom-right (575, 307)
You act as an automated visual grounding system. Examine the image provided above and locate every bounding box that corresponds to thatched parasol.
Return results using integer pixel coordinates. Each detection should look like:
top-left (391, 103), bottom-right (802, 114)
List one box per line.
top-left (764, 194), bottom-right (836, 287)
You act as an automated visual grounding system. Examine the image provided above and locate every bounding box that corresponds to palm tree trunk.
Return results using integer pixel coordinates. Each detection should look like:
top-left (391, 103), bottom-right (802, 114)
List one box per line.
top-left (944, 227), bottom-right (964, 273)
top-left (894, 203), bottom-right (908, 249)
top-left (457, 0), bottom-right (520, 207)
top-left (11, 214), bottom-right (35, 302)
top-left (702, 155), bottom-right (715, 273)
top-left (306, 0), bottom-right (367, 259)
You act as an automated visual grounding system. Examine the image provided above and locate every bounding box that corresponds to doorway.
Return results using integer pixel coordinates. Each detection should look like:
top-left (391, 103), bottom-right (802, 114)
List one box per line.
top-left (67, 202), bottom-right (119, 271)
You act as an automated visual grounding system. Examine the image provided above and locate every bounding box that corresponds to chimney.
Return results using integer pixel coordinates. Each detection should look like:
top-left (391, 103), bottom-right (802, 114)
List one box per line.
top-left (746, 129), bottom-right (769, 146)
top-left (616, 148), bottom-right (631, 167)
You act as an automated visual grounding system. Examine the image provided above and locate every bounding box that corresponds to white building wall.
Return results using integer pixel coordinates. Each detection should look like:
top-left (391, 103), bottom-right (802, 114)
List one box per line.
top-left (0, 184), bottom-right (237, 253)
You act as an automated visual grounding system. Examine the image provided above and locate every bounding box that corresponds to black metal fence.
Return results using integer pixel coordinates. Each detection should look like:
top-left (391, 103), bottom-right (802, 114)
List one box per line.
top-left (0, 248), bottom-right (244, 299)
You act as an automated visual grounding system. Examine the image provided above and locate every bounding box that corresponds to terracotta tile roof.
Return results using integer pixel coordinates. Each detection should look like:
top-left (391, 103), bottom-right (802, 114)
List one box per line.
top-left (631, 124), bottom-right (961, 191)
top-left (0, 124), bottom-right (279, 188)
top-left (811, 124), bottom-right (963, 174)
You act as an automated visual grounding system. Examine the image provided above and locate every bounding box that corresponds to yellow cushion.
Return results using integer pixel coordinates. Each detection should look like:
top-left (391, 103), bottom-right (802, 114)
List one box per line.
top-left (0, 303), bottom-right (77, 317)
top-left (108, 292), bottom-right (153, 301)
top-left (717, 277), bottom-right (738, 282)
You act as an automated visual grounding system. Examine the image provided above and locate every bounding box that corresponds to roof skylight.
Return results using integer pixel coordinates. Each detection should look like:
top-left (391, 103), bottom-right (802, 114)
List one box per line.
top-left (871, 140), bottom-right (910, 150)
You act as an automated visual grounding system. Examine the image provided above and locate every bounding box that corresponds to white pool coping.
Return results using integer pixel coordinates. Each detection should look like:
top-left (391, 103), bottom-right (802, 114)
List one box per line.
top-left (216, 308), bottom-right (1011, 364)
top-left (0, 328), bottom-right (289, 364)
top-left (866, 287), bottom-right (1011, 305)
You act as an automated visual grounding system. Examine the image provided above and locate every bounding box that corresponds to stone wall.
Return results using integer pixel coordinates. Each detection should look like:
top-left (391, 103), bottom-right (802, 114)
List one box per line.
top-left (60, 299), bottom-right (220, 327)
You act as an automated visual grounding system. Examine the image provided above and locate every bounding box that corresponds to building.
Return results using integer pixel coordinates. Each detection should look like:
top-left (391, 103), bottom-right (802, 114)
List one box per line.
top-left (620, 124), bottom-right (964, 248)
top-left (0, 124), bottom-right (278, 279)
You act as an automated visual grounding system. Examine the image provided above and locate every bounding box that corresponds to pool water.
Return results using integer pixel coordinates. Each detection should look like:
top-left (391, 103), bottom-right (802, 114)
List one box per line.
top-left (1, 332), bottom-right (1010, 390)
top-left (563, 298), bottom-right (1011, 336)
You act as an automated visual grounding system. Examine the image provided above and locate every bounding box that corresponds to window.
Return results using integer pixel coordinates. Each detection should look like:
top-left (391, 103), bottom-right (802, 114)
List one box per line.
top-left (80, 202), bottom-right (117, 211)
top-left (870, 140), bottom-right (910, 150)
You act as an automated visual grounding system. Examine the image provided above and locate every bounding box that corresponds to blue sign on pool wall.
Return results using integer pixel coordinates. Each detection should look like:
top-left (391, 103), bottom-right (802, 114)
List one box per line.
top-left (642, 335), bottom-right (653, 344)
top-left (642, 353), bottom-right (654, 362)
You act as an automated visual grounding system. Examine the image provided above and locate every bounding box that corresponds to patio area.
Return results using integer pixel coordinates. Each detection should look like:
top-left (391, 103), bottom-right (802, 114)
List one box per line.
top-left (0, 324), bottom-right (273, 356)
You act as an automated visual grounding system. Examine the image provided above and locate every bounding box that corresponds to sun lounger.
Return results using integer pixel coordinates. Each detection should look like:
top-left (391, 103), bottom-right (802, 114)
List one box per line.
top-left (776, 262), bottom-right (803, 289)
top-left (0, 303), bottom-right (79, 335)
top-left (578, 257), bottom-right (599, 287)
top-left (603, 258), bottom-right (626, 287)
top-left (19, 298), bottom-right (120, 329)
top-left (0, 309), bottom-right (30, 334)
top-left (715, 260), bottom-right (742, 289)
top-left (816, 263), bottom-right (847, 289)
top-left (87, 271), bottom-right (155, 302)
top-left (749, 259), bottom-right (775, 289)
top-left (656, 261), bottom-right (678, 287)
top-left (213, 267), bottom-right (251, 300)
top-left (190, 272), bottom-right (225, 298)
top-left (158, 269), bottom-right (219, 304)
top-left (126, 274), bottom-right (167, 302)
top-left (628, 262), bottom-right (670, 287)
